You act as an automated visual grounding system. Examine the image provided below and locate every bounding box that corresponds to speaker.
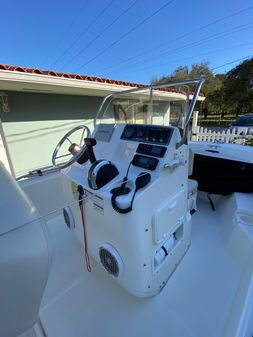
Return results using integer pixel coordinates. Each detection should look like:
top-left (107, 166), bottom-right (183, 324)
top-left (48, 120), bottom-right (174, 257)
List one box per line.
top-left (99, 243), bottom-right (124, 277)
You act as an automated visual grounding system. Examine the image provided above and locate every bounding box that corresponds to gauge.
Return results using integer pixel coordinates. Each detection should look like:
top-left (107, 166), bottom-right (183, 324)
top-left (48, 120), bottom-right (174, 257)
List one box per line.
top-left (159, 129), bottom-right (167, 142)
top-left (135, 127), bottom-right (145, 138)
top-left (123, 125), bottom-right (136, 139)
top-left (121, 125), bottom-right (173, 144)
top-left (152, 129), bottom-right (160, 142)
top-left (145, 129), bottom-right (153, 141)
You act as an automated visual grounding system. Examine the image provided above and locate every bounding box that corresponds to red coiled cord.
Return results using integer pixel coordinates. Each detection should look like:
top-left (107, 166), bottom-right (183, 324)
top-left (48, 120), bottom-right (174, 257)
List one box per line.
top-left (79, 203), bottom-right (92, 272)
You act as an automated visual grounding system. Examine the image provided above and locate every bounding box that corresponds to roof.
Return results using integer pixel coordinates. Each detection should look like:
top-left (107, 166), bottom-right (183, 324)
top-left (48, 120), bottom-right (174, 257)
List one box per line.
top-left (0, 63), bottom-right (148, 88)
top-left (0, 64), bottom-right (204, 100)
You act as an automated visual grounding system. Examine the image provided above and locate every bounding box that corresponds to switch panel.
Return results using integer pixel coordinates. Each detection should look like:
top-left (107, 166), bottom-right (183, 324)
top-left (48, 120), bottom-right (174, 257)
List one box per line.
top-left (137, 143), bottom-right (167, 158)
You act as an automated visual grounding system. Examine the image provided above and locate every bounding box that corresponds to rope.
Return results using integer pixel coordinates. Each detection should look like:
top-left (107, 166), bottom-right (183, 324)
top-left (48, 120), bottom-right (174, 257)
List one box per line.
top-left (79, 202), bottom-right (92, 272)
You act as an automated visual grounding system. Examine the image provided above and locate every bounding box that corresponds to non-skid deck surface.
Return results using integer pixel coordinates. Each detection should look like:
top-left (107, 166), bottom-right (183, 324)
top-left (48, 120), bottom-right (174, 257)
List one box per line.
top-left (40, 198), bottom-right (244, 337)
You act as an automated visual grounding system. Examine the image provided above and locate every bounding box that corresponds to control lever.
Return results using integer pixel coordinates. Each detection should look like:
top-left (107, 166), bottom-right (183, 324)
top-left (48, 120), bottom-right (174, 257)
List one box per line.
top-left (84, 138), bottom-right (97, 163)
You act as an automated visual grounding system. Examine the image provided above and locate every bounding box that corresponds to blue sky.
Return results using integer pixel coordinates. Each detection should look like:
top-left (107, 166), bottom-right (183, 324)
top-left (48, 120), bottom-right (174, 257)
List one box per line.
top-left (1, 0), bottom-right (253, 83)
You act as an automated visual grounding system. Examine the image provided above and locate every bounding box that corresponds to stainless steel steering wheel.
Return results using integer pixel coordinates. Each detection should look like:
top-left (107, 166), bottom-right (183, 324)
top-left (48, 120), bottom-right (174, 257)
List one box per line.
top-left (52, 125), bottom-right (91, 169)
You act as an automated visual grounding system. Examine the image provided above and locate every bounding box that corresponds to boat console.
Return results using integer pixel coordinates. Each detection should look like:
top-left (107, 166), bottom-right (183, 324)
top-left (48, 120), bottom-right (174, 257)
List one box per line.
top-left (61, 122), bottom-right (190, 297)
top-left (53, 79), bottom-right (204, 297)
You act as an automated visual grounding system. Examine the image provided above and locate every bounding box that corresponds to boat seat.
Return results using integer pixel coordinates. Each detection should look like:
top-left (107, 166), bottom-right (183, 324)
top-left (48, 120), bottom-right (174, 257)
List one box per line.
top-left (187, 179), bottom-right (198, 214)
top-left (0, 162), bottom-right (51, 337)
top-left (233, 192), bottom-right (253, 239)
top-left (219, 192), bottom-right (253, 269)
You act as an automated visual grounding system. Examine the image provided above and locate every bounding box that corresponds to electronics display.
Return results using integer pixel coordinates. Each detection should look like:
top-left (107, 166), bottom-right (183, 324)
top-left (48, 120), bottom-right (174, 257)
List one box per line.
top-left (132, 154), bottom-right (159, 171)
top-left (121, 124), bottom-right (173, 144)
top-left (136, 143), bottom-right (167, 158)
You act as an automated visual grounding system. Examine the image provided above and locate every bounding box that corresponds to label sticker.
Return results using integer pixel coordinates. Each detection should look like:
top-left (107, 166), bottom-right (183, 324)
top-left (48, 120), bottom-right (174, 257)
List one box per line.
top-left (72, 184), bottom-right (104, 214)
top-left (71, 181), bottom-right (79, 200)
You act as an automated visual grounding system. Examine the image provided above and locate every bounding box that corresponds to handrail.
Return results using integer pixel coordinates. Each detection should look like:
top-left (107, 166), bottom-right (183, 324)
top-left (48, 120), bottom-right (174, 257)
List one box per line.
top-left (16, 165), bottom-right (60, 181)
top-left (185, 79), bottom-right (205, 126)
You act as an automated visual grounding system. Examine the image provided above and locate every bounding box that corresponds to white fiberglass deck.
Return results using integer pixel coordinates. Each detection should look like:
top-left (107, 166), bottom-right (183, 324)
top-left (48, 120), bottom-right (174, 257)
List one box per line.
top-left (38, 195), bottom-right (253, 337)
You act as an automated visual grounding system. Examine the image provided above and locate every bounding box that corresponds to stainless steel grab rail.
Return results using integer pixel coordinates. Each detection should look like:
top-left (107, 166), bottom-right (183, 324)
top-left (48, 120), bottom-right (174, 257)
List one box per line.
top-left (16, 165), bottom-right (60, 181)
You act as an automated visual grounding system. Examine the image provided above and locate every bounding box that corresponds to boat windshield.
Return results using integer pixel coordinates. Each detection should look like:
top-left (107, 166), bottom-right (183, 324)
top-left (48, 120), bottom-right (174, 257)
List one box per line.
top-left (94, 79), bottom-right (204, 129)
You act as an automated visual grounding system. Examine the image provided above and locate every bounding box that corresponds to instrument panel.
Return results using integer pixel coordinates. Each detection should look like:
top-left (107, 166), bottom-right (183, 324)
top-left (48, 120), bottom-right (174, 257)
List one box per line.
top-left (120, 124), bottom-right (172, 170)
top-left (121, 124), bottom-right (173, 145)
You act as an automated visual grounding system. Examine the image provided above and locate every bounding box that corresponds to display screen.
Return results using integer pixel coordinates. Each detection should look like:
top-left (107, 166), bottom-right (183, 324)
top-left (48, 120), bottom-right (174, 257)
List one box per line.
top-left (151, 146), bottom-right (163, 155)
top-left (139, 156), bottom-right (150, 165)
top-left (132, 154), bottom-right (159, 170)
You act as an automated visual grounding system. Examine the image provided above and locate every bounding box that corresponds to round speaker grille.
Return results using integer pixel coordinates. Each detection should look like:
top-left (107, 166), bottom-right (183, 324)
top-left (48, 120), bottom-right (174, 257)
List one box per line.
top-left (99, 244), bottom-right (123, 277)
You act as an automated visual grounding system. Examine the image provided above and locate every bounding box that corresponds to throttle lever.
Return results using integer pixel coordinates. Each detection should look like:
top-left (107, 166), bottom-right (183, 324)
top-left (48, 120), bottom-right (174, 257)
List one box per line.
top-left (84, 138), bottom-right (97, 163)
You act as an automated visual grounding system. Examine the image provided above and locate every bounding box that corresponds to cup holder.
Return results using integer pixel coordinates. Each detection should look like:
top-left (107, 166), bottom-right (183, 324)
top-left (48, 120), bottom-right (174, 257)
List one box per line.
top-left (237, 213), bottom-right (253, 226)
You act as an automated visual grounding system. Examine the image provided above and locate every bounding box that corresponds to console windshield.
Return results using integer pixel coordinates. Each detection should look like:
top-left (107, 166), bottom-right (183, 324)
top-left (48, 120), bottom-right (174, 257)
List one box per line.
top-left (94, 79), bottom-right (204, 130)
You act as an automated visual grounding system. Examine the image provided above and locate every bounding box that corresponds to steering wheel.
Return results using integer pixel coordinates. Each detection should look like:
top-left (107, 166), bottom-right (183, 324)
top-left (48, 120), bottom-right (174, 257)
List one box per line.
top-left (52, 125), bottom-right (91, 169)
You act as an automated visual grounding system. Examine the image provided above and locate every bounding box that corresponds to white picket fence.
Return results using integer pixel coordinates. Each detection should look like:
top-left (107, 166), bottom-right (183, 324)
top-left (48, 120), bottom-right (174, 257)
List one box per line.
top-left (190, 111), bottom-right (253, 145)
top-left (191, 125), bottom-right (253, 145)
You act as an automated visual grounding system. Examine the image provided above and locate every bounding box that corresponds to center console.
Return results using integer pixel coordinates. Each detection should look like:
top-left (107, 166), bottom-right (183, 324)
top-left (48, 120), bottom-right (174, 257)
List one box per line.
top-left (64, 123), bottom-right (191, 298)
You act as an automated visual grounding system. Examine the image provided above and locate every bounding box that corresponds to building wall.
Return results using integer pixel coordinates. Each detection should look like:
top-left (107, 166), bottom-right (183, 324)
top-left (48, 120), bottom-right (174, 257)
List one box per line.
top-left (0, 122), bottom-right (11, 173)
top-left (0, 91), bottom-right (102, 176)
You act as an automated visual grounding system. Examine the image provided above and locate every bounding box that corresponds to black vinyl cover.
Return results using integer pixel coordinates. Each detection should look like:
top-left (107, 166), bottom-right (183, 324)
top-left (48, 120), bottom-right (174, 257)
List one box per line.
top-left (189, 154), bottom-right (253, 195)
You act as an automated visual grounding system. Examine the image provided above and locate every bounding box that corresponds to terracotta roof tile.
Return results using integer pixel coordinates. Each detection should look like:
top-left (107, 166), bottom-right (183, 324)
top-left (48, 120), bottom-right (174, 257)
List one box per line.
top-left (25, 67), bottom-right (37, 73)
top-left (67, 73), bottom-right (77, 79)
top-left (48, 71), bottom-right (58, 76)
top-left (8, 65), bottom-right (26, 72)
top-left (0, 64), bottom-right (8, 70)
top-left (61, 73), bottom-right (71, 78)
top-left (74, 74), bottom-right (82, 80)
top-left (81, 75), bottom-right (92, 81)
top-left (0, 63), bottom-right (204, 96)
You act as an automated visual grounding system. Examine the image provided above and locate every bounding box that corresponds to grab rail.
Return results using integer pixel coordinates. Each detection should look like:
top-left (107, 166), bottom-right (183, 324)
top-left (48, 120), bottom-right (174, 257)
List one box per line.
top-left (16, 165), bottom-right (60, 181)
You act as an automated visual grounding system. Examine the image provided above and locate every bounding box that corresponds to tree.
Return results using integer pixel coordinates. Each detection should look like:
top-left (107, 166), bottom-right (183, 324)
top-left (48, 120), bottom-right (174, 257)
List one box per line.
top-left (207, 75), bottom-right (227, 117)
top-left (152, 58), bottom-right (253, 116)
top-left (223, 58), bottom-right (253, 115)
top-left (153, 62), bottom-right (217, 115)
top-left (154, 65), bottom-right (190, 84)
